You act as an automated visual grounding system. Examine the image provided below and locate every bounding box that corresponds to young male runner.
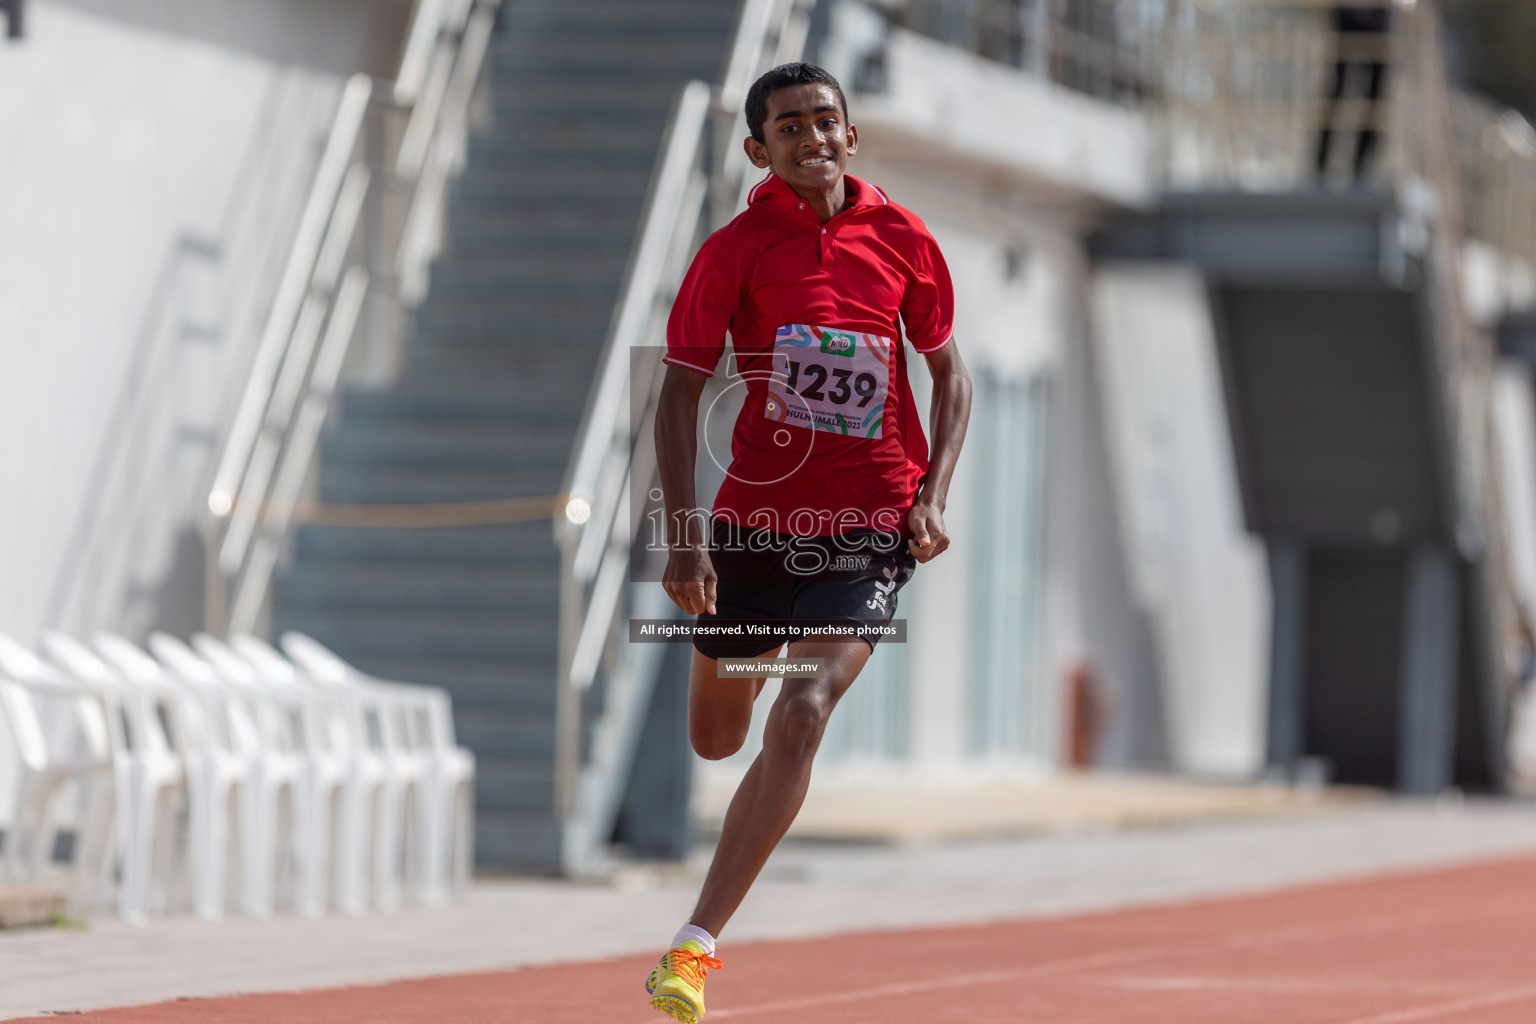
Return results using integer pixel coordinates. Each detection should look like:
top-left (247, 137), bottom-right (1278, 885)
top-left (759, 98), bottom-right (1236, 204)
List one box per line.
top-left (646, 62), bottom-right (971, 1022)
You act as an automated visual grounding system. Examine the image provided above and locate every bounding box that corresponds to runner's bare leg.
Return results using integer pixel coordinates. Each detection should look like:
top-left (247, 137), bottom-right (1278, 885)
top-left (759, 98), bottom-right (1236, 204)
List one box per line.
top-left (685, 638), bottom-right (872, 937)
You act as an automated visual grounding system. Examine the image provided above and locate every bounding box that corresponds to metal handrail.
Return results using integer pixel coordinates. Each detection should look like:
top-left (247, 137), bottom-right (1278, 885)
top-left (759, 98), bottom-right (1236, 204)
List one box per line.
top-left (204, 0), bottom-right (503, 636)
top-left (552, 0), bottom-right (816, 873)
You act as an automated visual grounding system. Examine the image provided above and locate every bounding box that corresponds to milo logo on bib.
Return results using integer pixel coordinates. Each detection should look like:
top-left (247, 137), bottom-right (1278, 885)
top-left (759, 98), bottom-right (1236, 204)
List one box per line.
top-left (820, 331), bottom-right (856, 357)
top-left (767, 324), bottom-right (893, 439)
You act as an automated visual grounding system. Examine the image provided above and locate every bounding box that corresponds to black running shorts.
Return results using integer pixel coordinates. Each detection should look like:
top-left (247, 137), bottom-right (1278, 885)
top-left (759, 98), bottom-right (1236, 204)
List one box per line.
top-left (693, 517), bottom-right (917, 660)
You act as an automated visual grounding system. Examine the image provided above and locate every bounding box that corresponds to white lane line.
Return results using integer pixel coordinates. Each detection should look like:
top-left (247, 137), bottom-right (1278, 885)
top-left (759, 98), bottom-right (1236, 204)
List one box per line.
top-left (1332, 983), bottom-right (1536, 1024)
top-left (1101, 976), bottom-right (1484, 997)
top-left (711, 895), bottom-right (1533, 1020)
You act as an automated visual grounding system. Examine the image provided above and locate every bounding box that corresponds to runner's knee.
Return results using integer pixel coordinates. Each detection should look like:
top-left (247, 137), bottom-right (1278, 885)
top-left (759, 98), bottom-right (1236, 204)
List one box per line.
top-left (690, 719), bottom-right (750, 760)
top-left (768, 689), bottom-right (833, 758)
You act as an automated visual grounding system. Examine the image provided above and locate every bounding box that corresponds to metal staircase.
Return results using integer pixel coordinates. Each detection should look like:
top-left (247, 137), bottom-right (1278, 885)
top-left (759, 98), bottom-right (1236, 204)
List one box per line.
top-left (270, 0), bottom-right (741, 871)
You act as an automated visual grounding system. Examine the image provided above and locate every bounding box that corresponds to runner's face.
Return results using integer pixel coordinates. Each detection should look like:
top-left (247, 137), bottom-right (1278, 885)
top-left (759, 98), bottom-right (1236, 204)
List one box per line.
top-left (748, 84), bottom-right (856, 192)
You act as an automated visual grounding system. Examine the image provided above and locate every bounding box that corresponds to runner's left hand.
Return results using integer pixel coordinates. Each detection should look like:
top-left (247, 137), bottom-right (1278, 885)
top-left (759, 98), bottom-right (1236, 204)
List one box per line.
top-left (907, 501), bottom-right (950, 562)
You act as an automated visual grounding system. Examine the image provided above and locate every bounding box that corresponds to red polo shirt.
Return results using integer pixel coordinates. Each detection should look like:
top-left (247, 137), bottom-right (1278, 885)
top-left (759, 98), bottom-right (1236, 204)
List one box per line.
top-left (665, 172), bottom-right (954, 537)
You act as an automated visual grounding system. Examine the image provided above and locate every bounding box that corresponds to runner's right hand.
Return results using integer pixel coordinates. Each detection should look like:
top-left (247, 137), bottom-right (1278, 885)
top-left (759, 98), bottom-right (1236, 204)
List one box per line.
top-left (663, 547), bottom-right (718, 615)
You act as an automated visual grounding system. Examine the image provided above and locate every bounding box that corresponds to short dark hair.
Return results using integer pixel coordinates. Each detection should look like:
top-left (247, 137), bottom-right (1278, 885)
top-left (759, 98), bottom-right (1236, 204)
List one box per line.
top-left (745, 62), bottom-right (849, 144)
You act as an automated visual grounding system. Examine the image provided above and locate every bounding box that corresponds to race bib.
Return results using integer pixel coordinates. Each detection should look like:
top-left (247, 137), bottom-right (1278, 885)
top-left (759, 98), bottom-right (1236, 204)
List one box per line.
top-left (764, 324), bottom-right (892, 438)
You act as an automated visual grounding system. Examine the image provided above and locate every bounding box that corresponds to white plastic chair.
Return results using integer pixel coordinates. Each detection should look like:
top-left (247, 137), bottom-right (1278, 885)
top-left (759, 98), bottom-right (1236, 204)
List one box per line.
top-left (0, 634), bottom-right (116, 913)
top-left (280, 632), bottom-right (474, 906)
top-left (232, 634), bottom-right (392, 914)
top-left (42, 633), bottom-right (187, 925)
top-left (217, 634), bottom-right (349, 917)
top-left (114, 633), bottom-right (265, 921)
top-left (180, 634), bottom-right (307, 918)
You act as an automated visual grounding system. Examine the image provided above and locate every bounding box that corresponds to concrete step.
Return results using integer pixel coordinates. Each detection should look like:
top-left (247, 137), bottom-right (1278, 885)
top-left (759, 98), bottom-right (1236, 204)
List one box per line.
top-left (340, 372), bottom-right (593, 421)
top-left (452, 167), bottom-right (650, 202)
top-left (403, 337), bottom-right (606, 371)
top-left (494, 47), bottom-right (728, 82)
top-left (444, 204), bottom-right (640, 247)
top-left (290, 522), bottom-right (561, 564)
top-left (476, 759), bottom-right (558, 814)
top-left (427, 254), bottom-right (628, 291)
top-left (473, 811), bottom-right (563, 873)
top-left (456, 708), bottom-right (558, 760)
top-left (0, 885), bottom-right (65, 929)
top-left (374, 656), bottom-right (558, 710)
top-left (274, 609), bottom-right (559, 661)
top-left (465, 122), bottom-right (668, 161)
top-left (434, 223), bottom-right (636, 260)
top-left (409, 317), bottom-right (609, 346)
top-left (492, 52), bottom-right (724, 82)
top-left (486, 78), bottom-right (688, 114)
top-left (498, 29), bottom-right (731, 64)
top-left (415, 293), bottom-right (615, 327)
top-left (322, 419), bottom-right (578, 468)
top-left (446, 189), bottom-right (641, 217)
top-left (409, 316), bottom-right (610, 344)
top-left (276, 560), bottom-right (559, 613)
top-left (317, 464), bottom-right (567, 505)
top-left (500, 1), bottom-right (738, 34)
top-left (442, 228), bottom-right (637, 260)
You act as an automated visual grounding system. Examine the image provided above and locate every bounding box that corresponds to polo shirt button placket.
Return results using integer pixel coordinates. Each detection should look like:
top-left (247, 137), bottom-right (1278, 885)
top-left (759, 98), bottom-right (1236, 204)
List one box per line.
top-left (819, 226), bottom-right (831, 265)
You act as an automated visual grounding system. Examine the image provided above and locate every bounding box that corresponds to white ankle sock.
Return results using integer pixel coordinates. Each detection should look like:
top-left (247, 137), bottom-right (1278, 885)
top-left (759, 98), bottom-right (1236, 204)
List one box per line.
top-left (671, 923), bottom-right (717, 955)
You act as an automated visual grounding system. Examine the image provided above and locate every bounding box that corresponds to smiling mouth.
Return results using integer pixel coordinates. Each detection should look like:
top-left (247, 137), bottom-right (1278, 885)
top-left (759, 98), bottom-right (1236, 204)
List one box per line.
top-left (796, 155), bottom-right (832, 168)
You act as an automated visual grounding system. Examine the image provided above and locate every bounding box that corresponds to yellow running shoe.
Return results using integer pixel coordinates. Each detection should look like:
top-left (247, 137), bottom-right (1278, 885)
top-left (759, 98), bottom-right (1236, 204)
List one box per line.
top-left (645, 940), bottom-right (723, 1022)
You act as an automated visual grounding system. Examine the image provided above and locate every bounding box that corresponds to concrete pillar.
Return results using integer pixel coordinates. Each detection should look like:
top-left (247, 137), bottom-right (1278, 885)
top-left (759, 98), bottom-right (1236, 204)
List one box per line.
top-left (1, 0), bottom-right (23, 40)
top-left (614, 639), bottom-right (694, 860)
top-left (1397, 547), bottom-right (1460, 794)
top-left (1266, 539), bottom-right (1307, 770)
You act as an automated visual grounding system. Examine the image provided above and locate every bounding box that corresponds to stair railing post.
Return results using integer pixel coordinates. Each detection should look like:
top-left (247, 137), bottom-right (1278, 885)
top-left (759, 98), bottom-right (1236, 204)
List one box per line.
top-left (554, 545), bottom-right (583, 820)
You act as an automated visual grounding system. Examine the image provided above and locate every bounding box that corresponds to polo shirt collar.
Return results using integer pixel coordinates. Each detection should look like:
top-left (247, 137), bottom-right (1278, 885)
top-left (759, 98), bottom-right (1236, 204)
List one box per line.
top-left (746, 172), bottom-right (889, 210)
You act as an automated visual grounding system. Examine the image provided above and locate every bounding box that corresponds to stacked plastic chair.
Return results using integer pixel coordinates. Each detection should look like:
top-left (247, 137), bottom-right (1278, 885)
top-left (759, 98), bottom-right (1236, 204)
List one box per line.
top-left (226, 633), bottom-right (390, 915)
top-left (0, 629), bottom-right (474, 924)
top-left (41, 634), bottom-right (189, 925)
top-left (187, 635), bottom-right (317, 916)
top-left (0, 635), bottom-right (116, 912)
top-left (259, 633), bottom-right (475, 910)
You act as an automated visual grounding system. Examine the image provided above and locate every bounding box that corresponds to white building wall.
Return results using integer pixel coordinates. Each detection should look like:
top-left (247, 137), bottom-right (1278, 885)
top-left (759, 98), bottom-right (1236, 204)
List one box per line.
top-left (0, 1), bottom-right (407, 646)
top-left (1089, 265), bottom-right (1270, 777)
top-left (1498, 364), bottom-right (1536, 784)
top-left (824, 10), bottom-right (1153, 208)
top-left (900, 213), bottom-right (1062, 774)
top-left (1494, 364), bottom-right (1536, 617)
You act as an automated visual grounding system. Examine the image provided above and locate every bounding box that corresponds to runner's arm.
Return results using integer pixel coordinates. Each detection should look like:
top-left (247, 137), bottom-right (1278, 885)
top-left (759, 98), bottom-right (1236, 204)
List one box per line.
top-left (908, 341), bottom-right (972, 562)
top-left (655, 363), bottom-right (717, 614)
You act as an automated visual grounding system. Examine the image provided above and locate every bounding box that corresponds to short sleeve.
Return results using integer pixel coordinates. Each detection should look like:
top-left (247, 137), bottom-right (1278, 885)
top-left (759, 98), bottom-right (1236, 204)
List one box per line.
top-left (664, 233), bottom-right (739, 377)
top-left (900, 228), bottom-right (955, 354)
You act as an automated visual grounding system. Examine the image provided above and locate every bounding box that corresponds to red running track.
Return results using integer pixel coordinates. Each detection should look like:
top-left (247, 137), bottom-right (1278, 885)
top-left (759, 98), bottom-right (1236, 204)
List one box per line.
top-left (17, 855), bottom-right (1536, 1024)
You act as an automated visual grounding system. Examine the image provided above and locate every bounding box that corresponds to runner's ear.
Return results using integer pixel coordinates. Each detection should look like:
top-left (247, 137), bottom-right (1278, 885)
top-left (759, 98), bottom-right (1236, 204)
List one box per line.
top-left (743, 135), bottom-right (771, 170)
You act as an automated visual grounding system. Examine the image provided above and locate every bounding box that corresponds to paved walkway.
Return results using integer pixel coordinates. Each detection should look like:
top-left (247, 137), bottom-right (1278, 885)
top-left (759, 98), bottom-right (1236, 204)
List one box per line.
top-left (691, 771), bottom-right (1376, 842)
top-left (2, 800), bottom-right (1535, 1019)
